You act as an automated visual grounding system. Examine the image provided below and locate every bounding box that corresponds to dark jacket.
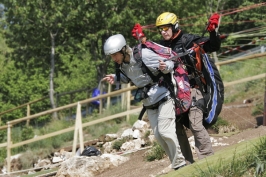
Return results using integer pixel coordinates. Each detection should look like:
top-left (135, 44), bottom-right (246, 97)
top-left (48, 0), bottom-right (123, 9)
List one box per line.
top-left (160, 30), bottom-right (221, 54)
top-left (160, 30), bottom-right (221, 88)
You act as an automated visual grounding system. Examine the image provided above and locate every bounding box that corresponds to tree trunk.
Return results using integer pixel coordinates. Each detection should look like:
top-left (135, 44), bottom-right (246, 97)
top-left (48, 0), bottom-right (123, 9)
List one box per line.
top-left (50, 31), bottom-right (58, 119)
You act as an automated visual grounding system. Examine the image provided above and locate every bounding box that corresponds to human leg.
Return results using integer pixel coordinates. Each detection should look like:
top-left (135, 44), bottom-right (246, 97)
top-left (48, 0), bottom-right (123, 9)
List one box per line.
top-left (189, 88), bottom-right (214, 159)
top-left (175, 120), bottom-right (194, 164)
top-left (147, 108), bottom-right (170, 157)
top-left (147, 98), bottom-right (186, 169)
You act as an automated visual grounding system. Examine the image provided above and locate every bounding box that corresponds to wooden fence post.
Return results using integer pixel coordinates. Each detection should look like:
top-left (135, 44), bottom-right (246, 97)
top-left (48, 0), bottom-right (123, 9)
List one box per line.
top-left (121, 84), bottom-right (125, 109)
top-left (72, 102), bottom-right (84, 156)
top-left (126, 83), bottom-right (131, 122)
top-left (26, 104), bottom-right (30, 126)
top-left (263, 78), bottom-right (266, 126)
top-left (106, 84), bottom-right (111, 109)
top-left (7, 122), bottom-right (12, 174)
top-left (99, 83), bottom-right (103, 114)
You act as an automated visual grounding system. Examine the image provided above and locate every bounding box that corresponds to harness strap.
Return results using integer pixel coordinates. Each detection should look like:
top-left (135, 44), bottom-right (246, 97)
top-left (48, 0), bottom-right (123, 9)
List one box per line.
top-left (138, 96), bottom-right (170, 120)
top-left (138, 106), bottom-right (146, 120)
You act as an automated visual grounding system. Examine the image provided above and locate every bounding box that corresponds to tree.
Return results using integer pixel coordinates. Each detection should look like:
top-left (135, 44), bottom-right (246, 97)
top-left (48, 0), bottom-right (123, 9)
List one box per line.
top-left (1, 0), bottom-right (264, 123)
top-left (2, 0), bottom-right (99, 120)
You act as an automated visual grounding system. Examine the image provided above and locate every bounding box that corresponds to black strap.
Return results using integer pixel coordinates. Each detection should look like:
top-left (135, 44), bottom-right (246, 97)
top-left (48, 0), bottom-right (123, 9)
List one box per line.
top-left (115, 63), bottom-right (121, 90)
top-left (181, 39), bottom-right (206, 94)
top-left (161, 73), bottom-right (184, 111)
top-left (138, 106), bottom-right (146, 120)
top-left (139, 44), bottom-right (162, 82)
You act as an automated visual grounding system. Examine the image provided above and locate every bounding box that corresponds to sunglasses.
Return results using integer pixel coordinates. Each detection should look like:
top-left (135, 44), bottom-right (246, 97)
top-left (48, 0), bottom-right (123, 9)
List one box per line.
top-left (158, 26), bottom-right (171, 32)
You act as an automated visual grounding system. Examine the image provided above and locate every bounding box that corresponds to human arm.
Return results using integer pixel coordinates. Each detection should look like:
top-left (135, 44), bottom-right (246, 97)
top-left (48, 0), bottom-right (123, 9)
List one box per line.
top-left (184, 13), bottom-right (221, 52)
top-left (102, 74), bottom-right (115, 84)
top-left (142, 48), bottom-right (174, 75)
top-left (183, 31), bottom-right (221, 53)
top-left (102, 73), bottom-right (130, 85)
top-left (204, 13), bottom-right (221, 52)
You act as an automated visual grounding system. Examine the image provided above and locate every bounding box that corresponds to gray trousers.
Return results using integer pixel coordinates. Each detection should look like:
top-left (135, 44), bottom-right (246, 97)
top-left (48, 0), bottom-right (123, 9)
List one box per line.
top-left (189, 88), bottom-right (214, 159)
top-left (175, 121), bottom-right (194, 164)
top-left (147, 98), bottom-right (186, 169)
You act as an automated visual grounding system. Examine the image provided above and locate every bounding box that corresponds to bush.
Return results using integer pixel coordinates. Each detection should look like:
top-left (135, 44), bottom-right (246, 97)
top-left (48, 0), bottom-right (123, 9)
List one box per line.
top-left (210, 117), bottom-right (229, 132)
top-left (0, 129), bottom-right (7, 143)
top-left (21, 126), bottom-right (35, 141)
top-left (144, 142), bottom-right (165, 161)
top-left (112, 138), bottom-right (127, 150)
top-left (0, 148), bottom-right (6, 165)
top-left (252, 104), bottom-right (263, 116)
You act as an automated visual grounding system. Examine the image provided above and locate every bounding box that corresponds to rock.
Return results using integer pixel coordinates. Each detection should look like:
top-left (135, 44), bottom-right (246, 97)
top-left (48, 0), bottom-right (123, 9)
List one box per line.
top-left (121, 128), bottom-right (134, 139)
top-left (55, 154), bottom-right (129, 177)
top-left (105, 134), bottom-right (118, 142)
top-left (52, 156), bottom-right (63, 163)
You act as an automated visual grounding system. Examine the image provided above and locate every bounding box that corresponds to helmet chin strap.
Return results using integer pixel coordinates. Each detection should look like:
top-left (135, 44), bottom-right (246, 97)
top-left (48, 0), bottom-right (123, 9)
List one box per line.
top-left (121, 46), bottom-right (130, 64)
top-left (171, 29), bottom-right (181, 40)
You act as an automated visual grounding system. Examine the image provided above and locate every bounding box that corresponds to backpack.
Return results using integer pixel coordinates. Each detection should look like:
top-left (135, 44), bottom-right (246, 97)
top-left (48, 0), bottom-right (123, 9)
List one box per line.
top-left (132, 41), bottom-right (191, 118)
top-left (91, 88), bottom-right (100, 105)
top-left (81, 146), bottom-right (101, 157)
top-left (183, 42), bottom-right (224, 127)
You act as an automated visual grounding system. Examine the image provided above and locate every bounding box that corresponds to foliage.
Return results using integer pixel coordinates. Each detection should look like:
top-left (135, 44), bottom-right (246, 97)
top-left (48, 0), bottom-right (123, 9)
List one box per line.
top-left (144, 142), bottom-right (165, 161)
top-left (0, 148), bottom-right (6, 166)
top-left (19, 149), bottom-right (53, 170)
top-left (252, 104), bottom-right (264, 116)
top-left (194, 137), bottom-right (266, 176)
top-left (21, 126), bottom-right (35, 141)
top-left (0, 0), bottom-right (264, 123)
top-left (220, 57), bottom-right (265, 103)
top-left (210, 117), bottom-right (229, 132)
top-left (0, 129), bottom-right (7, 143)
top-left (112, 138), bottom-right (127, 150)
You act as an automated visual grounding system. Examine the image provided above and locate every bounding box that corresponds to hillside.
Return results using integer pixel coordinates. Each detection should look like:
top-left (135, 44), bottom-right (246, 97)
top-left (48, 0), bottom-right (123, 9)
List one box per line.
top-left (95, 102), bottom-right (265, 177)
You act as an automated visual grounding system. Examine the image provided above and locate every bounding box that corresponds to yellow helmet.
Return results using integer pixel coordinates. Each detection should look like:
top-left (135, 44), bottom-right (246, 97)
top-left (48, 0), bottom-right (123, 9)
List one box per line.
top-left (156, 12), bottom-right (179, 27)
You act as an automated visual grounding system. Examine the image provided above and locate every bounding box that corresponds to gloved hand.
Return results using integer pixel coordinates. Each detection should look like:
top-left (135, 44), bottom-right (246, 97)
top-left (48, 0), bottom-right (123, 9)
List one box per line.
top-left (131, 23), bottom-right (145, 40)
top-left (207, 13), bottom-right (220, 32)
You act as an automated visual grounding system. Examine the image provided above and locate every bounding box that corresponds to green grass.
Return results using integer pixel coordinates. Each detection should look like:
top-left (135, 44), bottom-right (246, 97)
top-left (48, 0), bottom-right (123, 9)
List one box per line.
top-left (220, 57), bottom-right (265, 104)
top-left (144, 142), bottom-right (166, 162)
top-left (163, 136), bottom-right (266, 177)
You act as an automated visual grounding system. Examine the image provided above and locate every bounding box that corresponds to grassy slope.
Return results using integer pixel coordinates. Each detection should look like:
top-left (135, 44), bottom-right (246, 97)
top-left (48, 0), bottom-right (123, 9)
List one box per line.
top-left (163, 135), bottom-right (266, 177)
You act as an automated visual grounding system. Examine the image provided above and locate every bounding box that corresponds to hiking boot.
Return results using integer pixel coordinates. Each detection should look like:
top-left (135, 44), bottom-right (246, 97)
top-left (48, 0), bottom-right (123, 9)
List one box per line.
top-left (174, 164), bottom-right (186, 171)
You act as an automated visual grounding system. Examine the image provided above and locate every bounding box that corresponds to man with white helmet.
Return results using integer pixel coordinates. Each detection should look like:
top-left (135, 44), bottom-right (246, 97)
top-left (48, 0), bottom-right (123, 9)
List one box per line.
top-left (102, 34), bottom-right (186, 170)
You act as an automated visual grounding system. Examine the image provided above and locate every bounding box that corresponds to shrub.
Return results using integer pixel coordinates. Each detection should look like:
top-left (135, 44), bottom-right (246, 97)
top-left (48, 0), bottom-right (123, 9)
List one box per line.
top-left (0, 129), bottom-right (7, 143)
top-left (0, 148), bottom-right (6, 165)
top-left (21, 126), bottom-right (35, 141)
top-left (210, 117), bottom-right (229, 132)
top-left (252, 104), bottom-right (263, 116)
top-left (144, 142), bottom-right (165, 161)
top-left (112, 138), bottom-right (127, 150)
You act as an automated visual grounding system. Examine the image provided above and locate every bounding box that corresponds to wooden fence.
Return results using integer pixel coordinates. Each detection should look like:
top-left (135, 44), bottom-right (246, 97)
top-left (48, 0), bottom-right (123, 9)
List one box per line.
top-left (0, 54), bottom-right (265, 174)
top-left (1, 83), bottom-right (137, 173)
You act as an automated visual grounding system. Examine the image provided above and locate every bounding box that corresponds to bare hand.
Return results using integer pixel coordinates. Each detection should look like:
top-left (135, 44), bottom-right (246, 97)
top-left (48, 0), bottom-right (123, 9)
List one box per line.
top-left (158, 60), bottom-right (166, 71)
top-left (102, 74), bottom-right (115, 84)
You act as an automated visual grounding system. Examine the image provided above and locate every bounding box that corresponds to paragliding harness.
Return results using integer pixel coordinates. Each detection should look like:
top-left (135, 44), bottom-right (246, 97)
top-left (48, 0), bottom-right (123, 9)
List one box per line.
top-left (116, 41), bottom-right (191, 120)
top-left (179, 36), bottom-right (224, 128)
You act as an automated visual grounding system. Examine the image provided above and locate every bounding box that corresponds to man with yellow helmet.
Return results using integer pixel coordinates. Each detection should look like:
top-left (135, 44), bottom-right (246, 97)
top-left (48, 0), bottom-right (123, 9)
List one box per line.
top-left (132, 12), bottom-right (221, 164)
top-left (156, 12), bottom-right (180, 34)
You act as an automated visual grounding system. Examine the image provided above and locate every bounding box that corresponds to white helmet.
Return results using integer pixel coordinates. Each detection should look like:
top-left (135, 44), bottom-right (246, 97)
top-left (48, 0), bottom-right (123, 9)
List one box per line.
top-left (104, 34), bottom-right (126, 55)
